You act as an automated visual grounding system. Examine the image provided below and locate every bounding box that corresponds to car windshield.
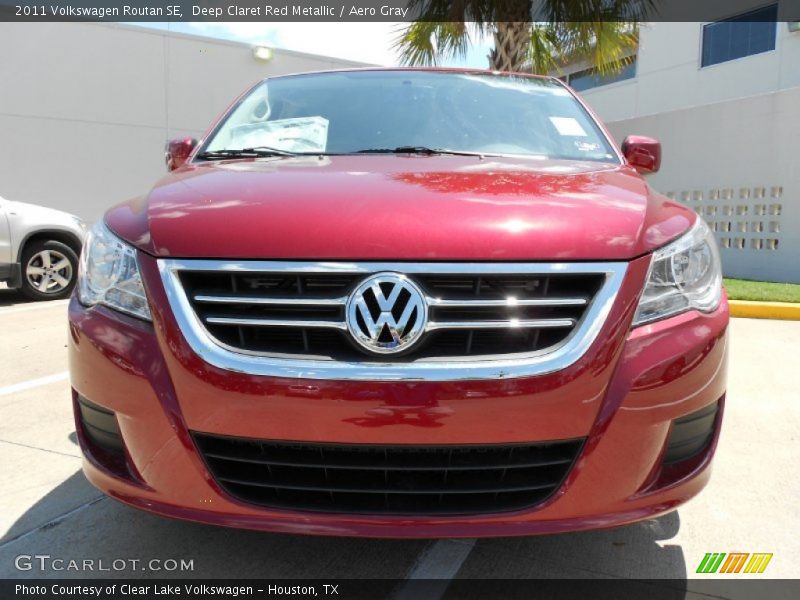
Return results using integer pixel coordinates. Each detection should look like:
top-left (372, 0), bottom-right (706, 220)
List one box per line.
top-left (201, 70), bottom-right (619, 163)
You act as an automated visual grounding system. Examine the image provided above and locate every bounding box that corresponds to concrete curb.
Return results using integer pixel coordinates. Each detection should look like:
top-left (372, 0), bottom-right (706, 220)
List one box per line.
top-left (729, 300), bottom-right (800, 320)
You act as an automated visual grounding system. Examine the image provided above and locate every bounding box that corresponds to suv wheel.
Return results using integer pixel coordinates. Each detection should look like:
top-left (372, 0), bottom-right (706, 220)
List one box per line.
top-left (20, 240), bottom-right (79, 301)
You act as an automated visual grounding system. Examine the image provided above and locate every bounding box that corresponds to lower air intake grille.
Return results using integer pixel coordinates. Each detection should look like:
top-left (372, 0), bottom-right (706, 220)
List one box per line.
top-left (193, 434), bottom-right (584, 515)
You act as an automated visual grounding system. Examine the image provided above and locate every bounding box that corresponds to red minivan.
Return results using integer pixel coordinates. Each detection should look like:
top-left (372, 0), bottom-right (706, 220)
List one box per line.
top-left (69, 69), bottom-right (727, 537)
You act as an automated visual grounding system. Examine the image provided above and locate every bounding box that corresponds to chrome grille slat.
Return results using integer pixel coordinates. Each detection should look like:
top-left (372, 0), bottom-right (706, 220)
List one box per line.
top-left (196, 293), bottom-right (586, 309)
top-left (204, 316), bottom-right (576, 331)
top-left (427, 297), bottom-right (588, 307)
top-left (195, 294), bottom-right (348, 306)
top-left (426, 318), bottom-right (576, 330)
top-left (159, 260), bottom-right (627, 381)
top-left (205, 317), bottom-right (348, 330)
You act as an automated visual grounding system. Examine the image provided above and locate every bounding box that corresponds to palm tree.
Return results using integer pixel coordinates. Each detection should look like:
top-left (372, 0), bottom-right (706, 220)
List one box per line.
top-left (395, 0), bottom-right (656, 76)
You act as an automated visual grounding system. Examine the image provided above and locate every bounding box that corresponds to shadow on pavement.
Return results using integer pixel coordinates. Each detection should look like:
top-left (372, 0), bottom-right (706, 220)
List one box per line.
top-left (466, 511), bottom-right (686, 578)
top-left (0, 471), bottom-right (428, 579)
top-left (0, 473), bottom-right (101, 548)
top-left (0, 289), bottom-right (30, 307)
top-left (1, 465), bottom-right (687, 586)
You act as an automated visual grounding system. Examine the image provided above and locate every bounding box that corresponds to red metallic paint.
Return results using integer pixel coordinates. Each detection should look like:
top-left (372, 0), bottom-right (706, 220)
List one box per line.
top-left (68, 68), bottom-right (727, 537)
top-left (68, 273), bottom-right (728, 537)
top-left (140, 253), bottom-right (649, 444)
top-left (105, 157), bottom-right (691, 261)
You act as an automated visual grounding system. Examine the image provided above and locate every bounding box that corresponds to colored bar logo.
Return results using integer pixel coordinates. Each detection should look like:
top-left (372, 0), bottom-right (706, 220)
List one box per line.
top-left (696, 553), bottom-right (773, 574)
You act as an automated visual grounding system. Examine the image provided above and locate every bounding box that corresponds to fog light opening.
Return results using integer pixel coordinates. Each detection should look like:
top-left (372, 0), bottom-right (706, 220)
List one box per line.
top-left (640, 398), bottom-right (723, 494)
top-left (74, 393), bottom-right (141, 483)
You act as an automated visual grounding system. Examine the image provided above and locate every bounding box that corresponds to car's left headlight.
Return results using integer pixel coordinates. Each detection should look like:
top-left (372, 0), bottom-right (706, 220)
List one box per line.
top-left (78, 221), bottom-right (151, 321)
top-left (633, 218), bottom-right (722, 326)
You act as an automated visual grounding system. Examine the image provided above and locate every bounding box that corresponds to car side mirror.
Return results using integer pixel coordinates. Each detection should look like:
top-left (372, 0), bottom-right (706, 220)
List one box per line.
top-left (165, 137), bottom-right (198, 171)
top-left (621, 135), bottom-right (661, 174)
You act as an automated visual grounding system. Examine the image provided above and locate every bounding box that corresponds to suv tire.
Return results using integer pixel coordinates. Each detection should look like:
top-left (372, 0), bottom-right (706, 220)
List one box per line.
top-left (20, 240), bottom-right (79, 301)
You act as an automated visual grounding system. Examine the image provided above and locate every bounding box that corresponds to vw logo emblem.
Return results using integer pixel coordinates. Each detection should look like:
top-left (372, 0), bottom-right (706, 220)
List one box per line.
top-left (346, 273), bottom-right (428, 355)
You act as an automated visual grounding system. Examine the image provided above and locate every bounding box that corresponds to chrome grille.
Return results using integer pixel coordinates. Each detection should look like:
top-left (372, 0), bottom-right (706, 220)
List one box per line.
top-left (159, 260), bottom-right (627, 381)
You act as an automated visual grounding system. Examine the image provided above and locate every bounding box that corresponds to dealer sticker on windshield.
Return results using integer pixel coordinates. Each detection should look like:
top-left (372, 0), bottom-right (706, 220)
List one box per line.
top-left (230, 116), bottom-right (329, 153)
top-left (575, 141), bottom-right (602, 153)
top-left (549, 117), bottom-right (588, 137)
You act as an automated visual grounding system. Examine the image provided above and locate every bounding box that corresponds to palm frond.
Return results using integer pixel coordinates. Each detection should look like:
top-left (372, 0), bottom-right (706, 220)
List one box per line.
top-left (536, 0), bottom-right (658, 23)
top-left (395, 21), bottom-right (439, 66)
top-left (395, 0), bottom-right (652, 73)
top-left (394, 21), bottom-right (472, 67)
top-left (528, 23), bottom-right (562, 75)
top-left (591, 22), bottom-right (638, 75)
top-left (556, 21), bottom-right (638, 75)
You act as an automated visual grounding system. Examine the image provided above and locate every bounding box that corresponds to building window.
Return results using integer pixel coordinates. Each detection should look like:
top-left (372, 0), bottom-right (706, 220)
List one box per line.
top-left (565, 58), bottom-right (637, 92)
top-left (701, 4), bottom-right (778, 68)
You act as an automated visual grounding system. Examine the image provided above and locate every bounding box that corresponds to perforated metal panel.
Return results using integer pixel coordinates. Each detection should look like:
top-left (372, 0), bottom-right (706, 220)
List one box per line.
top-left (666, 184), bottom-right (784, 257)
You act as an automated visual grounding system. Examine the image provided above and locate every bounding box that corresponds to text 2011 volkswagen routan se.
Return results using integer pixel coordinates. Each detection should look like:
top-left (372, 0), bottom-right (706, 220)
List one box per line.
top-left (69, 69), bottom-right (727, 537)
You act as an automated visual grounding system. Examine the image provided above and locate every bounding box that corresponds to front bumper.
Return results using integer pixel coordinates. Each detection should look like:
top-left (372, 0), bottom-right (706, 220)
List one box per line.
top-left (68, 254), bottom-right (728, 537)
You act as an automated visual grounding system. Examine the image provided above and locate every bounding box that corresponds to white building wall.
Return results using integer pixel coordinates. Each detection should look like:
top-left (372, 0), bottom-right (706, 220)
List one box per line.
top-left (0, 23), bottom-right (369, 221)
top-left (583, 22), bottom-right (800, 122)
top-left (581, 22), bottom-right (800, 283)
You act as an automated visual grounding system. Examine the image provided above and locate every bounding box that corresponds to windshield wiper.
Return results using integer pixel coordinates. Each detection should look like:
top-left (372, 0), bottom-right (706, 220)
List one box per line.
top-left (353, 146), bottom-right (484, 157)
top-left (196, 146), bottom-right (297, 160)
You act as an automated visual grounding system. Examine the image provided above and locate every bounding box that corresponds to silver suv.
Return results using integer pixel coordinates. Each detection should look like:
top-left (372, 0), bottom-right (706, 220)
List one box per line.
top-left (0, 196), bottom-right (86, 300)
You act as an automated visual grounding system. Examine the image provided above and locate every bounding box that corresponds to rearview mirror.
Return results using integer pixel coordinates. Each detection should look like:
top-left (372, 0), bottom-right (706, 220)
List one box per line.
top-left (621, 135), bottom-right (661, 174)
top-left (165, 137), bottom-right (198, 171)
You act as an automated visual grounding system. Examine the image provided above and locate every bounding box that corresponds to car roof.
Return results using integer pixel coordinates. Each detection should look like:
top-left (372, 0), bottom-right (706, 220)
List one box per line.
top-left (259, 66), bottom-right (555, 84)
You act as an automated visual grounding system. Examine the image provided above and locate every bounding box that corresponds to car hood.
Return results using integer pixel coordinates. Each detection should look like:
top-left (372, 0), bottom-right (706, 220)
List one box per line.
top-left (106, 155), bottom-right (693, 261)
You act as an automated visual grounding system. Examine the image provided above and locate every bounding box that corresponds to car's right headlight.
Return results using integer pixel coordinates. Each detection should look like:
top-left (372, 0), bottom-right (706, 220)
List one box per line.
top-left (78, 222), bottom-right (151, 321)
top-left (633, 218), bottom-right (723, 326)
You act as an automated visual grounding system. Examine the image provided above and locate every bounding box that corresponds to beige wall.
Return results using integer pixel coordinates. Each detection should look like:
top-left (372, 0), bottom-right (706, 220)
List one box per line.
top-left (0, 23), bottom-right (369, 221)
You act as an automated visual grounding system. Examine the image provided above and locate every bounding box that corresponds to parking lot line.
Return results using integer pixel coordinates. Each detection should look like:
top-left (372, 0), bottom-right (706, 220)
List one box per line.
top-left (0, 439), bottom-right (80, 459)
top-left (392, 539), bottom-right (476, 600)
top-left (405, 539), bottom-right (476, 579)
top-left (0, 371), bottom-right (69, 397)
